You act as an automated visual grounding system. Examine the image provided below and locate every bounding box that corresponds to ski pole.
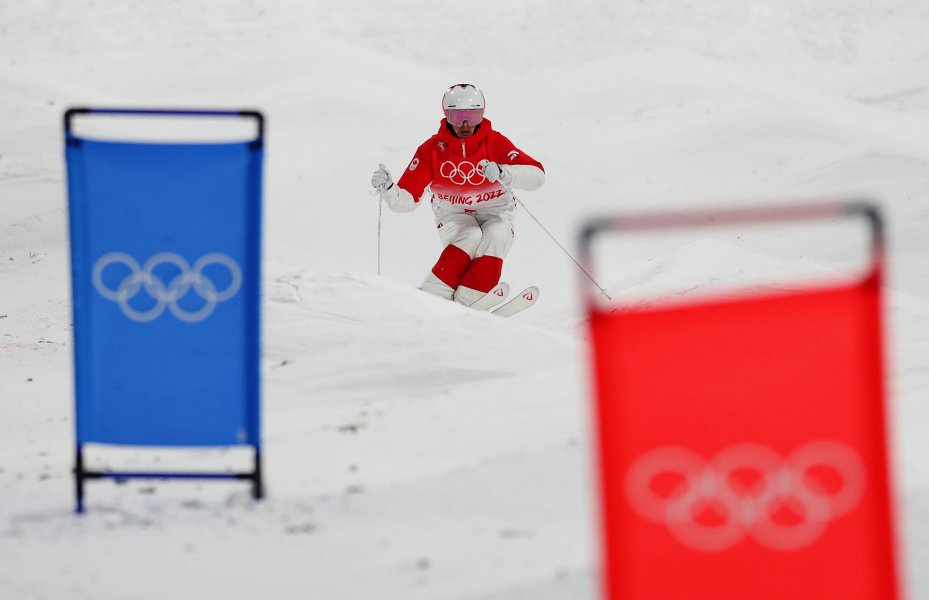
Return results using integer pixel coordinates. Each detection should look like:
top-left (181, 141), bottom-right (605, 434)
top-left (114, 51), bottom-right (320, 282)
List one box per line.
top-left (377, 194), bottom-right (383, 276)
top-left (502, 180), bottom-right (613, 300)
top-left (373, 164), bottom-right (389, 276)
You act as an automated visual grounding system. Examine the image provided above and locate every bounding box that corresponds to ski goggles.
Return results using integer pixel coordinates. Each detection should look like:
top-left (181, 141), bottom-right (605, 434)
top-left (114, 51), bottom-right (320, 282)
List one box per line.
top-left (446, 108), bottom-right (484, 127)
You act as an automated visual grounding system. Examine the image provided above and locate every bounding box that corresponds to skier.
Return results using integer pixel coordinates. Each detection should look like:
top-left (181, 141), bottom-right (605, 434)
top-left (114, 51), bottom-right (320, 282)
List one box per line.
top-left (371, 83), bottom-right (545, 306)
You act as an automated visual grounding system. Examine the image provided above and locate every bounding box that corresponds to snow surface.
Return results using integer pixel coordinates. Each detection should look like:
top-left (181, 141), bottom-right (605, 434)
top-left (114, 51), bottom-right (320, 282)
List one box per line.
top-left (2, 1), bottom-right (929, 598)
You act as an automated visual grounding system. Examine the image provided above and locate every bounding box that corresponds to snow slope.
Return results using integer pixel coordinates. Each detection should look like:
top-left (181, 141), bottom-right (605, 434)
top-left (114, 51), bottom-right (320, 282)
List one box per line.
top-left (2, 1), bottom-right (929, 598)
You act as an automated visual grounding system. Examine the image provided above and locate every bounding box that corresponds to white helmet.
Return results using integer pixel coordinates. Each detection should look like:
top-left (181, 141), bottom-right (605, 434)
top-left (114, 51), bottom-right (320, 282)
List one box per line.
top-left (442, 83), bottom-right (485, 112)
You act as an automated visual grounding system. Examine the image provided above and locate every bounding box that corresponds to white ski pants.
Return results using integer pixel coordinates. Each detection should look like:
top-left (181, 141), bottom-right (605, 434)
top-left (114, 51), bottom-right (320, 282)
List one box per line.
top-left (421, 207), bottom-right (516, 304)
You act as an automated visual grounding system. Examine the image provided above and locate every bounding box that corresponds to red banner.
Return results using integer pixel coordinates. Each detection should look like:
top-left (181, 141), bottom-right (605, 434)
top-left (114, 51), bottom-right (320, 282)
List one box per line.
top-left (588, 271), bottom-right (899, 599)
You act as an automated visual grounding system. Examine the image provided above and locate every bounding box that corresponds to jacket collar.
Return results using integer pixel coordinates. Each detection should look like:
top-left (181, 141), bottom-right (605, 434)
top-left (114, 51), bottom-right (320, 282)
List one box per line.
top-left (437, 118), bottom-right (492, 151)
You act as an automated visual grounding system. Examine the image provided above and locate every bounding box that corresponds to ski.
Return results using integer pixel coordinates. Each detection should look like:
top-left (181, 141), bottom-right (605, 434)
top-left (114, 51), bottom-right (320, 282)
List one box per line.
top-left (468, 282), bottom-right (509, 311)
top-left (491, 286), bottom-right (539, 318)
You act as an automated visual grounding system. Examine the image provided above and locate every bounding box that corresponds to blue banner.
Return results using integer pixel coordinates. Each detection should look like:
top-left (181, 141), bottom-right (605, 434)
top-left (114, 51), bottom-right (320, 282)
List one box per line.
top-left (66, 122), bottom-right (262, 448)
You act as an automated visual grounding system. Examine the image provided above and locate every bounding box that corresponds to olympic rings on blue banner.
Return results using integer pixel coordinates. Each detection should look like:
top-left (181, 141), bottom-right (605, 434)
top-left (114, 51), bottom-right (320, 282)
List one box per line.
top-left (92, 252), bottom-right (242, 323)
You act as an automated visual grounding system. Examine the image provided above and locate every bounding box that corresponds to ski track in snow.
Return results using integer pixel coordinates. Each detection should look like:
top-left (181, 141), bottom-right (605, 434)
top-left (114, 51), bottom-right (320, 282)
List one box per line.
top-left (2, 1), bottom-right (929, 598)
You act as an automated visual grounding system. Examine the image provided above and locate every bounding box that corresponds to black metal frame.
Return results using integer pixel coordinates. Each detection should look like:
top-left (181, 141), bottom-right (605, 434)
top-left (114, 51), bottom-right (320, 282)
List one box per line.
top-left (66, 107), bottom-right (265, 514)
top-left (75, 445), bottom-right (263, 513)
top-left (578, 200), bottom-right (884, 303)
top-left (64, 107), bottom-right (265, 148)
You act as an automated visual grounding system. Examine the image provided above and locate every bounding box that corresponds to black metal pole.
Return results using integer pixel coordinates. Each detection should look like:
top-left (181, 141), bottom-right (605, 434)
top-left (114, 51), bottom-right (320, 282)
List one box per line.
top-left (74, 444), bottom-right (85, 514)
top-left (253, 447), bottom-right (264, 500)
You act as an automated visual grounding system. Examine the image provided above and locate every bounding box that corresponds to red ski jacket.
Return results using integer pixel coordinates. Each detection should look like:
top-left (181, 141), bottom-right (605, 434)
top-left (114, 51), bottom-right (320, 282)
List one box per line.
top-left (396, 119), bottom-right (544, 213)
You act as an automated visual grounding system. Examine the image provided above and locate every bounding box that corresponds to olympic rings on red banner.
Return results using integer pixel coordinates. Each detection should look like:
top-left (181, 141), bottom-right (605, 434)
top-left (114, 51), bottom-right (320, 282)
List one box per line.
top-left (624, 440), bottom-right (866, 552)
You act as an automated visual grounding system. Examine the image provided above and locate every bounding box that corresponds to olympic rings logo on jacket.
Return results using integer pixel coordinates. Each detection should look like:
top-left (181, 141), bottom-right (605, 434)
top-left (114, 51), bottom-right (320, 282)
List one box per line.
top-left (439, 160), bottom-right (486, 185)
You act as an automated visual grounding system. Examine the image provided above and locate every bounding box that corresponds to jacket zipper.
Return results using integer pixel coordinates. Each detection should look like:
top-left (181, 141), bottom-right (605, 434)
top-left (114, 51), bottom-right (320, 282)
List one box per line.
top-left (461, 141), bottom-right (466, 157)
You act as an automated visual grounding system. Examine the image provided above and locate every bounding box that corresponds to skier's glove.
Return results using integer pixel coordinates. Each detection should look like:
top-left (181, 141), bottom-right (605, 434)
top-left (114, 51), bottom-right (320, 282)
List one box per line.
top-left (479, 160), bottom-right (512, 185)
top-left (371, 163), bottom-right (393, 194)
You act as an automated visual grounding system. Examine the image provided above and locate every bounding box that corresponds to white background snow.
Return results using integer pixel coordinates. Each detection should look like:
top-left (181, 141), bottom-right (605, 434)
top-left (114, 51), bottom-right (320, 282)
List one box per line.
top-left (2, 1), bottom-right (929, 598)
